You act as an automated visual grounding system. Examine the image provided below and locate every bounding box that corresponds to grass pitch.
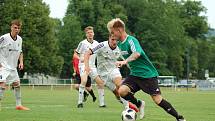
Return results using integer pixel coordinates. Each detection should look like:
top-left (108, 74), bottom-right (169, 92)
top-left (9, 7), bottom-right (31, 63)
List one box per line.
top-left (0, 86), bottom-right (215, 121)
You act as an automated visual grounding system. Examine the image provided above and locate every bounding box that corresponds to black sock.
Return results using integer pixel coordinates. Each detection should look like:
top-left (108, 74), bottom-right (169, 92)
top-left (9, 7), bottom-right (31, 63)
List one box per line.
top-left (83, 91), bottom-right (88, 97)
top-left (88, 90), bottom-right (96, 98)
top-left (122, 92), bottom-right (141, 108)
top-left (158, 99), bottom-right (179, 119)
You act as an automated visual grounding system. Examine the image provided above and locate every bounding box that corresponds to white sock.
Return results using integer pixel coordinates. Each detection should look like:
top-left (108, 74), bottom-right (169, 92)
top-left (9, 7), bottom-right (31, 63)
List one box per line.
top-left (98, 88), bottom-right (105, 106)
top-left (14, 87), bottom-right (22, 106)
top-left (120, 97), bottom-right (129, 109)
top-left (78, 85), bottom-right (85, 104)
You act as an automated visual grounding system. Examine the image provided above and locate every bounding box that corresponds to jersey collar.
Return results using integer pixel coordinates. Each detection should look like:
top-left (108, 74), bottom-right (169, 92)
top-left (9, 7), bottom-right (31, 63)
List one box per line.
top-left (121, 35), bottom-right (129, 44)
top-left (10, 33), bottom-right (17, 41)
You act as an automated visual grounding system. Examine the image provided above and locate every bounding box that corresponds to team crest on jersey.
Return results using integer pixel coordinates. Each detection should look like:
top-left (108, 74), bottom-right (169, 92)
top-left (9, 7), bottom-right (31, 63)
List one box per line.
top-left (0, 37), bottom-right (4, 44)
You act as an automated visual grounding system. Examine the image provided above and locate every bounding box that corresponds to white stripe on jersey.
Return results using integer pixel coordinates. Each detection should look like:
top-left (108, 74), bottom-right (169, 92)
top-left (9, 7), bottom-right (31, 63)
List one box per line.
top-left (128, 39), bottom-right (136, 52)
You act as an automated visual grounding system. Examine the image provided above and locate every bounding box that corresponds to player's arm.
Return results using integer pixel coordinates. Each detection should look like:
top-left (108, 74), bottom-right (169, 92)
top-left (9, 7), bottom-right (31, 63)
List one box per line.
top-left (18, 53), bottom-right (24, 70)
top-left (84, 49), bottom-right (93, 74)
top-left (116, 52), bottom-right (140, 67)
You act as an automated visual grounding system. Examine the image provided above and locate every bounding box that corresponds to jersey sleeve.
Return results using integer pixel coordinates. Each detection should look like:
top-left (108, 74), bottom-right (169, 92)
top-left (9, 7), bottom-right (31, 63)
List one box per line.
top-left (0, 36), bottom-right (4, 48)
top-left (91, 42), bottom-right (104, 54)
top-left (128, 38), bottom-right (143, 54)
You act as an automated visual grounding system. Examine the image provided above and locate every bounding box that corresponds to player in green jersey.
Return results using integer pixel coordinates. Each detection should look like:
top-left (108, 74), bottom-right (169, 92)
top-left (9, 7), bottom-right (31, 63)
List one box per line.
top-left (107, 18), bottom-right (185, 121)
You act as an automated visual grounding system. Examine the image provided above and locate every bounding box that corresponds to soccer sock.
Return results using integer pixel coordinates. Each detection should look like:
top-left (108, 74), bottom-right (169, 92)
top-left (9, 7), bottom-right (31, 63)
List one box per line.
top-left (83, 91), bottom-right (88, 97)
top-left (120, 97), bottom-right (129, 108)
top-left (88, 89), bottom-right (96, 98)
top-left (158, 99), bottom-right (179, 119)
top-left (78, 85), bottom-right (85, 104)
top-left (98, 88), bottom-right (105, 106)
top-left (121, 92), bottom-right (141, 108)
top-left (14, 87), bottom-right (22, 106)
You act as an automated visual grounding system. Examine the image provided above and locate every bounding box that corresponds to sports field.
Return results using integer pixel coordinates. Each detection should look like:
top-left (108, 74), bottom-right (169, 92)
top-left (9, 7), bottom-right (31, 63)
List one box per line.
top-left (0, 86), bottom-right (215, 121)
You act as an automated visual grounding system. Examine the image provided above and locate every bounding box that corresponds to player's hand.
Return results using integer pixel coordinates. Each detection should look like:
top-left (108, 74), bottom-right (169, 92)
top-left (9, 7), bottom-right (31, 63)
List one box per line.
top-left (18, 63), bottom-right (24, 70)
top-left (72, 72), bottom-right (76, 77)
top-left (116, 60), bottom-right (127, 67)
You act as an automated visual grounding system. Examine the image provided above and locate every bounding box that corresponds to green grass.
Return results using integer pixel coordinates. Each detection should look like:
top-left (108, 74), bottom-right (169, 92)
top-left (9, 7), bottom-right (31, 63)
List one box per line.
top-left (1, 86), bottom-right (215, 121)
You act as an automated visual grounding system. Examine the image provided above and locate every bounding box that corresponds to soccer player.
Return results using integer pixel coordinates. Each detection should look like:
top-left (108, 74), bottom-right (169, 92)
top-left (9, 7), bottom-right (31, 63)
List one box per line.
top-left (76, 26), bottom-right (105, 108)
top-left (84, 34), bottom-right (142, 113)
top-left (72, 50), bottom-right (96, 102)
top-left (0, 19), bottom-right (30, 111)
top-left (107, 18), bottom-right (186, 121)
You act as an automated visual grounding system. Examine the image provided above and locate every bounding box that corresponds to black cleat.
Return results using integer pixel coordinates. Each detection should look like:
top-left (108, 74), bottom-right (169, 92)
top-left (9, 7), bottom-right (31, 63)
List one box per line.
top-left (93, 97), bottom-right (97, 102)
top-left (77, 103), bottom-right (83, 108)
top-left (177, 115), bottom-right (186, 121)
top-left (99, 105), bottom-right (106, 108)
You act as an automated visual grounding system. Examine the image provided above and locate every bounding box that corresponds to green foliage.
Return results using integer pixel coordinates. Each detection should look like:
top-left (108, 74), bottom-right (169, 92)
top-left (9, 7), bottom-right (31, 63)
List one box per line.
top-left (58, 15), bottom-right (83, 78)
top-left (0, 0), bottom-right (63, 76)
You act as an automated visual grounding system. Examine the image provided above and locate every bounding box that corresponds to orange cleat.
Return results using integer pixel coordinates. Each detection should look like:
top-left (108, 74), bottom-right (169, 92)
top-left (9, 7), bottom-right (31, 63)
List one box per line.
top-left (16, 105), bottom-right (30, 110)
top-left (128, 102), bottom-right (139, 112)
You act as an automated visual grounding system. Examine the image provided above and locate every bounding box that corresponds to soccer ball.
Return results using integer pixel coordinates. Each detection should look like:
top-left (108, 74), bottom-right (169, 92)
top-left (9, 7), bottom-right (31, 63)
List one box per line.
top-left (121, 108), bottom-right (137, 121)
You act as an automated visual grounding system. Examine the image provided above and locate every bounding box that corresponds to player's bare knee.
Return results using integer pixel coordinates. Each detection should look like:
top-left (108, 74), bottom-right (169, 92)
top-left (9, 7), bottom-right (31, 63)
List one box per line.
top-left (0, 82), bottom-right (6, 89)
top-left (118, 86), bottom-right (129, 97)
top-left (12, 82), bottom-right (20, 88)
top-left (152, 95), bottom-right (162, 104)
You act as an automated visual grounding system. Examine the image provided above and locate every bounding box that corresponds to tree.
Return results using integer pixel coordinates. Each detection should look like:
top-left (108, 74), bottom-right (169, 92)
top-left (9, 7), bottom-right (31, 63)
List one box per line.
top-left (1, 0), bottom-right (64, 76)
top-left (58, 15), bottom-right (83, 78)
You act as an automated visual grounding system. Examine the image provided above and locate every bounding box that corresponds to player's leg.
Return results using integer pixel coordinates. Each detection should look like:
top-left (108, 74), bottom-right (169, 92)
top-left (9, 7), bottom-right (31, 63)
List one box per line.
top-left (90, 68), bottom-right (105, 107)
top-left (77, 66), bottom-right (88, 108)
top-left (11, 81), bottom-right (30, 110)
top-left (118, 76), bottom-right (145, 119)
top-left (0, 68), bottom-right (11, 111)
top-left (94, 76), bottom-right (106, 107)
top-left (0, 82), bottom-right (6, 111)
top-left (73, 74), bottom-right (89, 103)
top-left (146, 77), bottom-right (185, 121)
top-left (85, 77), bottom-right (96, 102)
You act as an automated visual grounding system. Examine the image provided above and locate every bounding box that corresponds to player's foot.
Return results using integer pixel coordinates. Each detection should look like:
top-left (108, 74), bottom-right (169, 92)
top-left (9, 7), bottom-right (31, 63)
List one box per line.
top-left (16, 105), bottom-right (30, 110)
top-left (138, 100), bottom-right (145, 119)
top-left (177, 115), bottom-right (186, 121)
top-left (93, 97), bottom-right (97, 102)
top-left (99, 105), bottom-right (106, 108)
top-left (77, 103), bottom-right (83, 108)
top-left (83, 93), bottom-right (89, 102)
top-left (128, 102), bottom-right (139, 112)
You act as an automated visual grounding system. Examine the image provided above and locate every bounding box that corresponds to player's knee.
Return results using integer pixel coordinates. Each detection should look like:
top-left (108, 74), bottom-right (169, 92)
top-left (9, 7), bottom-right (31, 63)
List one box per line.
top-left (12, 81), bottom-right (20, 88)
top-left (118, 86), bottom-right (129, 97)
top-left (152, 95), bottom-right (162, 104)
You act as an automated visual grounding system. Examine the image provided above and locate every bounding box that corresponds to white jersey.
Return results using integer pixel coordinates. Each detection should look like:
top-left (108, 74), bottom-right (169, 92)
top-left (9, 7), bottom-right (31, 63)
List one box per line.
top-left (76, 39), bottom-right (99, 68)
top-left (0, 33), bottom-right (22, 70)
top-left (91, 41), bottom-right (121, 76)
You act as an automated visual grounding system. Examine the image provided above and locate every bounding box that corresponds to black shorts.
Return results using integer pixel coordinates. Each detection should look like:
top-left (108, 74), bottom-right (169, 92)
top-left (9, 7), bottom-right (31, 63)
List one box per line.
top-left (122, 75), bottom-right (161, 95)
top-left (73, 74), bottom-right (92, 87)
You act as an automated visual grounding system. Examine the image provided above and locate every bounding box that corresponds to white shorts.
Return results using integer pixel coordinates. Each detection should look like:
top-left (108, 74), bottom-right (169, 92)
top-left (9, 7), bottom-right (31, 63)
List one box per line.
top-left (0, 66), bottom-right (20, 84)
top-left (79, 64), bottom-right (98, 80)
top-left (100, 68), bottom-right (122, 91)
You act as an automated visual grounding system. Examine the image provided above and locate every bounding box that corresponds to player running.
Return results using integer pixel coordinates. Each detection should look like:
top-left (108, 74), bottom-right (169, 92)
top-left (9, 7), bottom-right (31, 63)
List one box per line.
top-left (72, 50), bottom-right (96, 102)
top-left (76, 26), bottom-right (105, 108)
top-left (107, 18), bottom-right (186, 121)
top-left (84, 34), bottom-right (142, 113)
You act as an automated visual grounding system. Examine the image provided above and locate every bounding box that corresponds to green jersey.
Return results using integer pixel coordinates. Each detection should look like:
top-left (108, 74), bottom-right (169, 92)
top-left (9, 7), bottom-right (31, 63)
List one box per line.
top-left (117, 35), bottom-right (159, 78)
